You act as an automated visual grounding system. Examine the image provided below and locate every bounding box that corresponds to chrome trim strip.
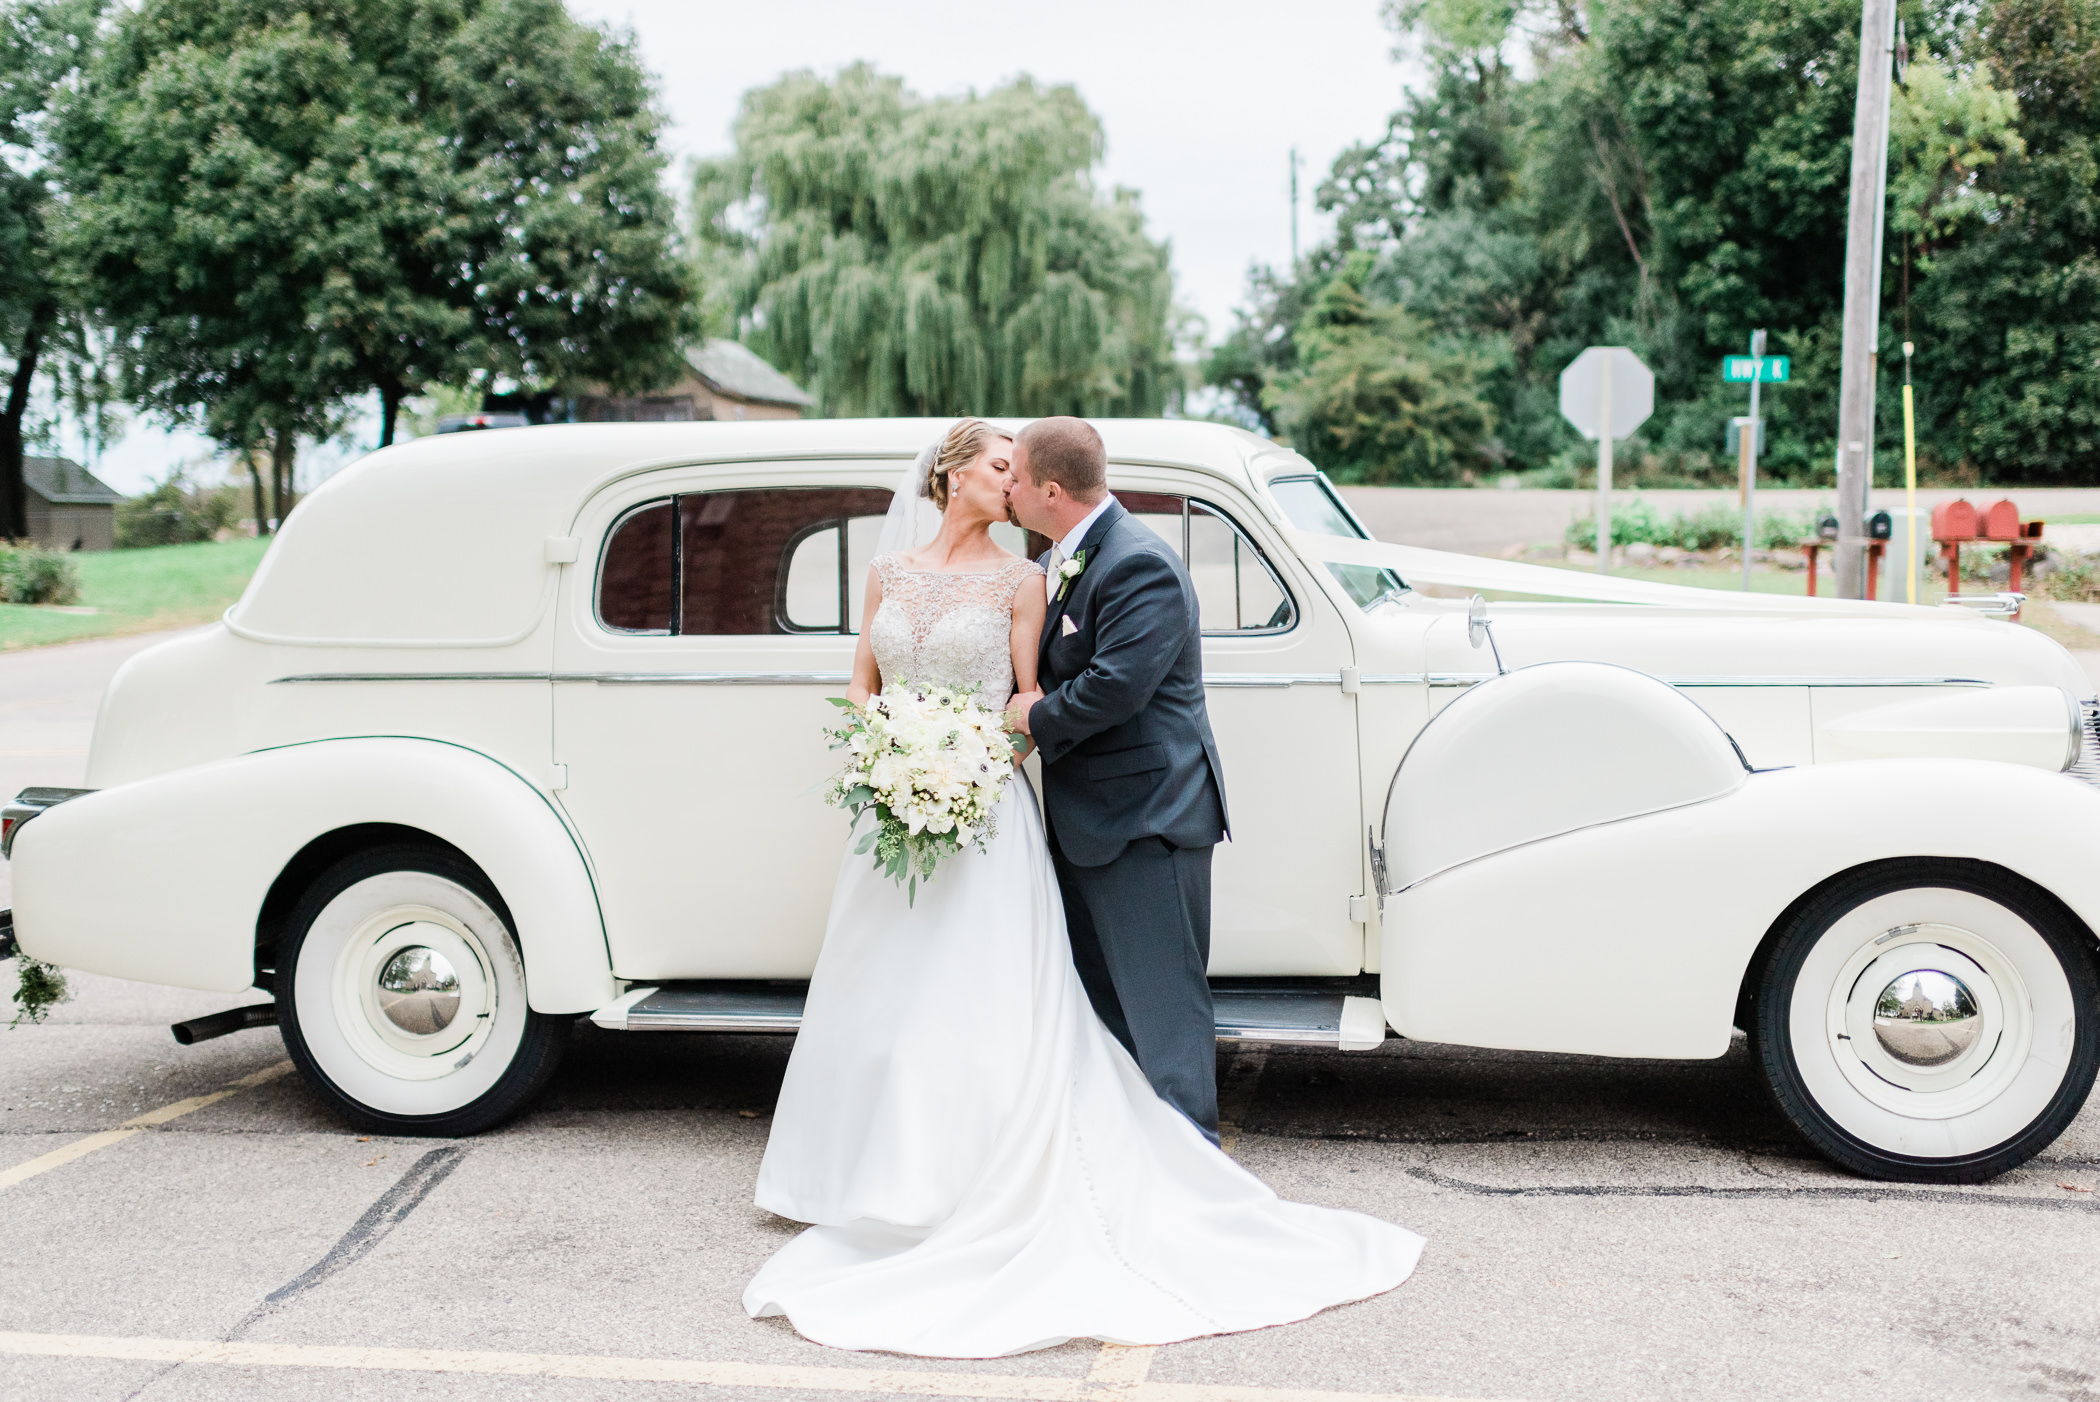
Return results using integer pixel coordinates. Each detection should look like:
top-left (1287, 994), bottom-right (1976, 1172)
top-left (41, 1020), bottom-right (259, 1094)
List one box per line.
top-left (1420, 672), bottom-right (1994, 690)
top-left (271, 672), bottom-right (554, 684)
top-left (277, 670), bottom-right (1353, 688)
top-left (276, 669), bottom-right (1996, 690)
top-left (569, 671), bottom-right (852, 686)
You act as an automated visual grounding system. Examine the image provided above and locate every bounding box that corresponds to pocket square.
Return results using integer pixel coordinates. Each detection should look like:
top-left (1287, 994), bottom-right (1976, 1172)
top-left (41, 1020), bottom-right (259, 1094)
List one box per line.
top-left (1060, 615), bottom-right (1079, 637)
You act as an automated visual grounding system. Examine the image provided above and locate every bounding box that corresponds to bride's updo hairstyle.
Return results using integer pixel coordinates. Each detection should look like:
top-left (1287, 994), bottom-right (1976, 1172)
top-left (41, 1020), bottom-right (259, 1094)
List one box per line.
top-left (924, 418), bottom-right (1002, 510)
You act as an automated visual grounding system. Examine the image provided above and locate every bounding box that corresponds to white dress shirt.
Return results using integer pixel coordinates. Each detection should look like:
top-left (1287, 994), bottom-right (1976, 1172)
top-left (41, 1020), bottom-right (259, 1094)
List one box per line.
top-left (1054, 495), bottom-right (1116, 563)
top-left (1047, 494), bottom-right (1117, 602)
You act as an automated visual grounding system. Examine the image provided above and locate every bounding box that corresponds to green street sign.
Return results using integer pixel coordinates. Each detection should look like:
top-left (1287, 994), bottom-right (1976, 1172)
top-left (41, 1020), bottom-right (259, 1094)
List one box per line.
top-left (1722, 355), bottom-right (1790, 383)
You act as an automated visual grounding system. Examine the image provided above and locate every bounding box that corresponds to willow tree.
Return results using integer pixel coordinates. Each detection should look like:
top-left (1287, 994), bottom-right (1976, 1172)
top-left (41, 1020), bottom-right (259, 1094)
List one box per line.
top-left (695, 65), bottom-right (1176, 418)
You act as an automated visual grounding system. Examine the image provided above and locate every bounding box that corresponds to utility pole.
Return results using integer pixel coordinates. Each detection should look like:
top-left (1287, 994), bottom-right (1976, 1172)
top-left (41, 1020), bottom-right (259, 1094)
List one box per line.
top-left (1834, 0), bottom-right (1898, 598)
top-left (1289, 146), bottom-right (1301, 266)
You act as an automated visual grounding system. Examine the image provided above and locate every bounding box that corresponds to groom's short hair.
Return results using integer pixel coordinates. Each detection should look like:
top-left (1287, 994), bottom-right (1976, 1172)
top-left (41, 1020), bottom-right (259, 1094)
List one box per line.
top-left (1017, 417), bottom-right (1107, 503)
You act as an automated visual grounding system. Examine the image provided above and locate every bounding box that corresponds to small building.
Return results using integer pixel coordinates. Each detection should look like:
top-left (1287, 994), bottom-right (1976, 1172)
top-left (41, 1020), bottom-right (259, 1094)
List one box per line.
top-left (574, 340), bottom-right (815, 423)
top-left (22, 456), bottom-right (123, 551)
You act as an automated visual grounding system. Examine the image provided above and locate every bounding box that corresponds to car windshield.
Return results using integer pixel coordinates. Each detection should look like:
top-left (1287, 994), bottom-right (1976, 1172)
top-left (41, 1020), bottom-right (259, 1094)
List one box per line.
top-left (1267, 474), bottom-right (1406, 610)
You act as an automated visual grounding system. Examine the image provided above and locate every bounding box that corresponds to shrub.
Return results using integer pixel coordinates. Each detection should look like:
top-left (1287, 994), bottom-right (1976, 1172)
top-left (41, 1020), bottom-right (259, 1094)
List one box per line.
top-left (116, 474), bottom-right (243, 548)
top-left (0, 547), bottom-right (82, 605)
top-left (2041, 554), bottom-right (2099, 603)
top-left (1565, 501), bottom-right (1824, 555)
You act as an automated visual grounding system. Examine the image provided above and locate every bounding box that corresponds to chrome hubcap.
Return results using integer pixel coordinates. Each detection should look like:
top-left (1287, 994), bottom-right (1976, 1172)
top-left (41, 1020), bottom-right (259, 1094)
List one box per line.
top-left (376, 946), bottom-right (462, 1036)
top-left (1871, 969), bottom-right (1982, 1067)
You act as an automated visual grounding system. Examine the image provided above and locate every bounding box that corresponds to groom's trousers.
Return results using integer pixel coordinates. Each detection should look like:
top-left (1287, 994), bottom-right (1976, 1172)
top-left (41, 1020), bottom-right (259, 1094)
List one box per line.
top-left (1053, 835), bottom-right (1220, 1144)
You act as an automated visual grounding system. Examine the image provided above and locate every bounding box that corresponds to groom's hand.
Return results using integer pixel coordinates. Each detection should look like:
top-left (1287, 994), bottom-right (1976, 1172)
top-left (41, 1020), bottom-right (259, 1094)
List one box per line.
top-left (1006, 689), bottom-right (1041, 736)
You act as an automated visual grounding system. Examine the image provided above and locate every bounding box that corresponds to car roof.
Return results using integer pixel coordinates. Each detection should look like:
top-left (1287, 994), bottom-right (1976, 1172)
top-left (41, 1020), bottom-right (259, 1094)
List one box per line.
top-left (226, 419), bottom-right (1314, 649)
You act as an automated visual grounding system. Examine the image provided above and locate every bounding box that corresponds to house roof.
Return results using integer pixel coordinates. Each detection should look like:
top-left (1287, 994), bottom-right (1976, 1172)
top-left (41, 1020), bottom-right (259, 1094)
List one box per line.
top-left (24, 456), bottom-right (124, 506)
top-left (684, 339), bottom-right (815, 408)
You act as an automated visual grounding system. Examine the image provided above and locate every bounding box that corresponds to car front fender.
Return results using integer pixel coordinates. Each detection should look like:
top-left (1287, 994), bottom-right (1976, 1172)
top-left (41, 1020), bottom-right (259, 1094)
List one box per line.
top-left (1381, 759), bottom-right (2100, 1060)
top-left (10, 737), bottom-right (613, 1013)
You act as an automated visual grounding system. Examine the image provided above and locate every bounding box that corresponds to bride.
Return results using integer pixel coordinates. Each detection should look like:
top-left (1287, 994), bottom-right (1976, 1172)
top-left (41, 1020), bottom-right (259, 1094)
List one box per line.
top-left (744, 419), bottom-right (1423, 1358)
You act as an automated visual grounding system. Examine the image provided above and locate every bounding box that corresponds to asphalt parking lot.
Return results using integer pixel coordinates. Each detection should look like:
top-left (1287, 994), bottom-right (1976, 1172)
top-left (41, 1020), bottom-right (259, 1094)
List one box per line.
top-left (4, 625), bottom-right (2100, 1402)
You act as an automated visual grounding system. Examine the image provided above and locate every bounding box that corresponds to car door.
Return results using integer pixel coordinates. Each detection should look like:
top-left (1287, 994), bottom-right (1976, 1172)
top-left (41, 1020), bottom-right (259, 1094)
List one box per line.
top-left (1096, 475), bottom-right (1367, 976)
top-left (552, 466), bottom-right (900, 980)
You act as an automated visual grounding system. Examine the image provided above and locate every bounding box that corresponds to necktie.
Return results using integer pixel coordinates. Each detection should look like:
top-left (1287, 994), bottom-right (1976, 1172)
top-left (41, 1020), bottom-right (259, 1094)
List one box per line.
top-left (1045, 544), bottom-right (1063, 605)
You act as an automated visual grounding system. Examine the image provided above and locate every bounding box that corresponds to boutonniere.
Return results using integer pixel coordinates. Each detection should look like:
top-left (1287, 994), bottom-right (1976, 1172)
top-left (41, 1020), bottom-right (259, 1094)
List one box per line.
top-left (1055, 549), bottom-right (1089, 601)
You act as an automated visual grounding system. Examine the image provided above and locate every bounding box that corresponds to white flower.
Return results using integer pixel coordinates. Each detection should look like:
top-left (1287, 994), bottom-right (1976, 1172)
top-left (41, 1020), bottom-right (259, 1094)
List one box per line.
top-left (1058, 557), bottom-right (1083, 581)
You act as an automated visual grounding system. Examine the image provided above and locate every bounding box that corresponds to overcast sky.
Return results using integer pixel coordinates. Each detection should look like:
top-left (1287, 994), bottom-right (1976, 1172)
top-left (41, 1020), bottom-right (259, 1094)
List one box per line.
top-left (75, 0), bottom-right (1411, 493)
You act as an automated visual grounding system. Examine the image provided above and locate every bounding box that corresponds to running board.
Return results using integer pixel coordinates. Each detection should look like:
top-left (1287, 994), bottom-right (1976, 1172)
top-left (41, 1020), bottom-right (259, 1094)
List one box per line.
top-left (591, 984), bottom-right (1387, 1050)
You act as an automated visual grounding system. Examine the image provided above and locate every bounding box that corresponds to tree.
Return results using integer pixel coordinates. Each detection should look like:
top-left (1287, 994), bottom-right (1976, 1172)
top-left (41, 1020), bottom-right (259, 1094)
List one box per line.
top-left (695, 65), bottom-right (1176, 418)
top-left (0, 0), bottom-right (100, 541)
top-left (1263, 253), bottom-right (1495, 483)
top-left (57, 0), bottom-right (693, 530)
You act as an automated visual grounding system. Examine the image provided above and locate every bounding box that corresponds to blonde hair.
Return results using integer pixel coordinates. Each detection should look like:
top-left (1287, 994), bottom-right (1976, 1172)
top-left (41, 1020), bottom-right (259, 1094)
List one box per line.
top-left (924, 419), bottom-right (1006, 510)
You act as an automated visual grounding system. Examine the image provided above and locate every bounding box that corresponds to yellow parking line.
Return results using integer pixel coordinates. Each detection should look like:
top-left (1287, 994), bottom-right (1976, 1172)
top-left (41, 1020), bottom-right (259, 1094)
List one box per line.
top-left (0, 1061), bottom-right (292, 1193)
top-left (0, 1330), bottom-right (1521, 1402)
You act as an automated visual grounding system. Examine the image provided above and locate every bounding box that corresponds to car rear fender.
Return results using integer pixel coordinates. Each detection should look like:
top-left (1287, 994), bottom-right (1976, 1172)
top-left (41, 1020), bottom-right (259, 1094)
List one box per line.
top-left (9, 737), bottom-right (613, 1013)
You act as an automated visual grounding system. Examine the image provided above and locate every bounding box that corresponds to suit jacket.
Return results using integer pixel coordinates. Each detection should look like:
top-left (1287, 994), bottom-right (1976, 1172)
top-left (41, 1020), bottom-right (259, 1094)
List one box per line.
top-left (1031, 500), bottom-right (1229, 867)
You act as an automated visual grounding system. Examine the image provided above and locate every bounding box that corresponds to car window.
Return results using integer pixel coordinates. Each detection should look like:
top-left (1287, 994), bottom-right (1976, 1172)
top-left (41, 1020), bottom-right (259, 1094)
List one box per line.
top-left (1266, 474), bottom-right (1406, 610)
top-left (595, 487), bottom-right (893, 635)
top-left (598, 500), bottom-right (676, 633)
top-left (1105, 491), bottom-right (1295, 636)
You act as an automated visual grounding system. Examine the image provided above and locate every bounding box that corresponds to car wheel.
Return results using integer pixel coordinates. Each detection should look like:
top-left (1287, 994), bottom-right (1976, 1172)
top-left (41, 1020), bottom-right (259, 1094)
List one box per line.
top-left (1753, 858), bottom-right (2100, 1183)
top-left (276, 843), bottom-right (566, 1136)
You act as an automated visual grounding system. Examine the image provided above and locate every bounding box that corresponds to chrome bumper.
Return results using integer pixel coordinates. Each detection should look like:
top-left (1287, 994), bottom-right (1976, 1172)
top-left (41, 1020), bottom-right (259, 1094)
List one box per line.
top-left (1, 788), bottom-right (94, 860)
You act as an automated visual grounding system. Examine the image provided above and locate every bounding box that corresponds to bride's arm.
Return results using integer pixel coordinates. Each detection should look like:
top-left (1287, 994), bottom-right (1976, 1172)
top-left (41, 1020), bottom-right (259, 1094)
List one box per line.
top-left (1005, 574), bottom-right (1046, 756)
top-left (847, 568), bottom-right (885, 706)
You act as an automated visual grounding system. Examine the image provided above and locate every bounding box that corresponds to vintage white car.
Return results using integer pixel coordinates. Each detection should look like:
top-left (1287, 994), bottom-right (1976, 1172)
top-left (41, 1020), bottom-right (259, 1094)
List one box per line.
top-left (5, 420), bottom-right (2098, 1184)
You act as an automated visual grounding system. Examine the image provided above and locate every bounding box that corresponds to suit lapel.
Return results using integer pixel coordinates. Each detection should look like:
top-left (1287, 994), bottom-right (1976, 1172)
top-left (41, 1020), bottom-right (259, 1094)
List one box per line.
top-left (1039, 500), bottom-right (1126, 669)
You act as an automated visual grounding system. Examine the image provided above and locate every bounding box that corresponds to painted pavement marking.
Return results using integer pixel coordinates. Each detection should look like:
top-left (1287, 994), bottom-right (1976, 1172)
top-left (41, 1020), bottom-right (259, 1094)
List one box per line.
top-left (0, 1060), bottom-right (292, 1193)
top-left (0, 1330), bottom-right (1521, 1402)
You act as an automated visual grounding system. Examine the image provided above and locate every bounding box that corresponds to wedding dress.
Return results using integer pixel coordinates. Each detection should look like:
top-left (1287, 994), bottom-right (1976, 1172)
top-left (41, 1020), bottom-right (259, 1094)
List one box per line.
top-left (744, 553), bottom-right (1423, 1358)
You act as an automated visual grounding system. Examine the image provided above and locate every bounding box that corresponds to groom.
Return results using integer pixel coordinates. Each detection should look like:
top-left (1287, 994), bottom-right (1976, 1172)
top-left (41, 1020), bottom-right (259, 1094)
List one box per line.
top-left (1004, 417), bottom-right (1230, 1144)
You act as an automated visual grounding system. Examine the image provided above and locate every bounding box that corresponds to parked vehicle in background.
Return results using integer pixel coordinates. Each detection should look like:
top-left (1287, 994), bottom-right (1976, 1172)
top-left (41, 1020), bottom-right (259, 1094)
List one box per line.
top-left (434, 412), bottom-right (530, 434)
top-left (6, 421), bottom-right (2097, 1183)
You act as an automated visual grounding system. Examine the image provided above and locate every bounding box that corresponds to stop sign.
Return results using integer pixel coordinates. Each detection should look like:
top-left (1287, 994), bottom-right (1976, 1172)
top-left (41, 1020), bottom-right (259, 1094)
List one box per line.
top-left (1559, 347), bottom-right (1655, 441)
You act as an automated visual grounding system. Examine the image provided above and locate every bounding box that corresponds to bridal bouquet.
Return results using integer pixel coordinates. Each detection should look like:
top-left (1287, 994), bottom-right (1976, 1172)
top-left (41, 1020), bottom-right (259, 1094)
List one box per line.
top-left (824, 683), bottom-right (1023, 900)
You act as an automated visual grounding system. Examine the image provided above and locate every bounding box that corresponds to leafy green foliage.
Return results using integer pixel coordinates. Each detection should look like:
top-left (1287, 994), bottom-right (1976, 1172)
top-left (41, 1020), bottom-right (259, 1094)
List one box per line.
top-left (0, 543), bottom-right (79, 602)
top-left (54, 0), bottom-right (695, 470)
top-left (116, 472), bottom-right (243, 548)
top-left (694, 65), bottom-right (1174, 418)
top-left (0, 0), bottom-right (103, 540)
top-left (1262, 253), bottom-right (1496, 483)
top-left (9, 955), bottom-right (68, 1027)
top-left (1214, 0), bottom-right (2100, 486)
top-left (1563, 499), bottom-right (1818, 552)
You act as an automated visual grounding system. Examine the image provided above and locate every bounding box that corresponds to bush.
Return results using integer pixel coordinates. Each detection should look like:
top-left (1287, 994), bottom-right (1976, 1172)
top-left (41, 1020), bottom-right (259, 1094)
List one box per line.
top-left (116, 474), bottom-right (243, 548)
top-left (0, 547), bottom-right (82, 605)
top-left (1565, 500), bottom-right (1822, 554)
top-left (2041, 554), bottom-right (2099, 603)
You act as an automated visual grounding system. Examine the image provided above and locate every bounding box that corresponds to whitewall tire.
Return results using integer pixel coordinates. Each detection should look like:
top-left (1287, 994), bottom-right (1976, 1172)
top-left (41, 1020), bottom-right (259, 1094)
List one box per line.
top-left (277, 844), bottom-right (567, 1135)
top-left (1753, 859), bottom-right (2099, 1183)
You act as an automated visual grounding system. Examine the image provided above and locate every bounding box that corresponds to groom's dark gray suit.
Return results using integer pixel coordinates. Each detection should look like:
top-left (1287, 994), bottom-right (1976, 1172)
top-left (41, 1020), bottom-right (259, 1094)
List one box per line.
top-left (1030, 499), bottom-right (1230, 1141)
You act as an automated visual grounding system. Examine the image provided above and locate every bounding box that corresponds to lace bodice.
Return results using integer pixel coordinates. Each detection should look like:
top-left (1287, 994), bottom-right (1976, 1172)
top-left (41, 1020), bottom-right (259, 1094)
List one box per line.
top-left (868, 554), bottom-right (1043, 709)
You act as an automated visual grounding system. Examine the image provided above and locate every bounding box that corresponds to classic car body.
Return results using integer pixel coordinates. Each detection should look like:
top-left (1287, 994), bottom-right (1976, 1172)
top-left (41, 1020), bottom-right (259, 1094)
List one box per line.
top-left (7, 419), bottom-right (2098, 1180)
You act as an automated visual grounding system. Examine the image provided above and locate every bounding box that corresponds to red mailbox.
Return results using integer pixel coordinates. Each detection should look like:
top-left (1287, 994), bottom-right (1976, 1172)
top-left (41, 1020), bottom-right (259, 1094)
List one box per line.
top-left (1982, 499), bottom-right (2020, 540)
top-left (1931, 499), bottom-right (1978, 540)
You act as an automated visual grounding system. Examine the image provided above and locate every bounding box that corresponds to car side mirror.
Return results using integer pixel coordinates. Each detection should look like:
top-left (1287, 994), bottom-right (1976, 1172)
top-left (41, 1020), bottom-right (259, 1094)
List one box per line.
top-left (1467, 594), bottom-right (1506, 674)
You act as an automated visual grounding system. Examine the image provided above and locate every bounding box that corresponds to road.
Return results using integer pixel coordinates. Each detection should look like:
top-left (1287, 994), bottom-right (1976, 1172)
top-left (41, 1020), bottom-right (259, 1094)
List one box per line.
top-left (4, 614), bottom-right (2100, 1402)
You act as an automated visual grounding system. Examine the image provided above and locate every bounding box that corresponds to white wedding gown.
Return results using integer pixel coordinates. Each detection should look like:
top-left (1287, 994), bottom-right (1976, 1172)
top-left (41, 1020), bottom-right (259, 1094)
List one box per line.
top-left (745, 555), bottom-right (1423, 1357)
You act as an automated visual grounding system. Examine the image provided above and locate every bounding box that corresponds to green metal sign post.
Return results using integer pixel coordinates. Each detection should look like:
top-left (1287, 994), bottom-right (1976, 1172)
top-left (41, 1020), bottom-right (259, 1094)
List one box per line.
top-left (1723, 356), bottom-right (1790, 383)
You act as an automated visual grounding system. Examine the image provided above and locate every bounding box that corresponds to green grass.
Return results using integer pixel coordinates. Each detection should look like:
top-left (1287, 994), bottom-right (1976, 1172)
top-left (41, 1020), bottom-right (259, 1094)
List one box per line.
top-left (0, 537), bottom-right (270, 652)
top-left (2042, 514), bottom-right (2100, 524)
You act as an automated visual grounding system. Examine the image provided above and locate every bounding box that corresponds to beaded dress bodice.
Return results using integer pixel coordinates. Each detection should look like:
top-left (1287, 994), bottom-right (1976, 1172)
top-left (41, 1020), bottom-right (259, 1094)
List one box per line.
top-left (868, 554), bottom-right (1043, 709)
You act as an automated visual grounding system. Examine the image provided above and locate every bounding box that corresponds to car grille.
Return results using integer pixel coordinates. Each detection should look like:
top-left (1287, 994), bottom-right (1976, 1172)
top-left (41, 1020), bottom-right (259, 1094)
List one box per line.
top-left (2073, 700), bottom-right (2100, 789)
